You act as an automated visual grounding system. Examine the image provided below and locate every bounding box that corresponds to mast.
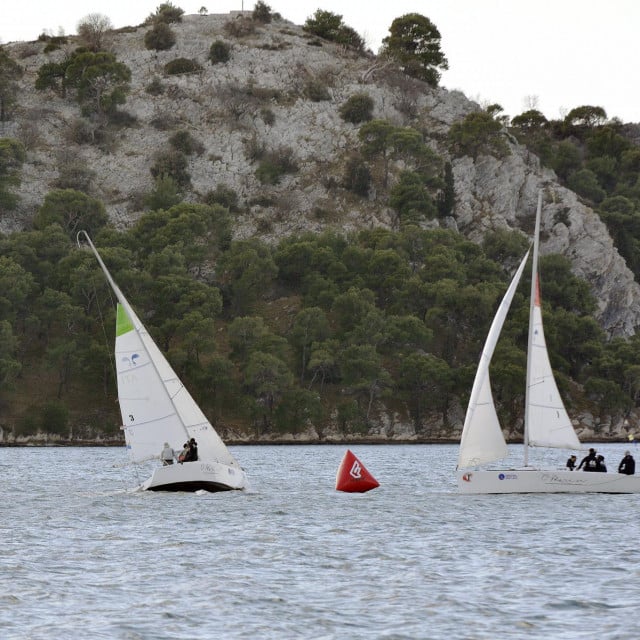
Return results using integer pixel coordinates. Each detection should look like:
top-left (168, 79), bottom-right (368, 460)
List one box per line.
top-left (524, 191), bottom-right (542, 466)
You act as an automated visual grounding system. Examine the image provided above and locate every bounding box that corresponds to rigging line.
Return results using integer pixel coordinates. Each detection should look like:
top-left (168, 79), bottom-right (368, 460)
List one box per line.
top-left (93, 278), bottom-right (118, 388)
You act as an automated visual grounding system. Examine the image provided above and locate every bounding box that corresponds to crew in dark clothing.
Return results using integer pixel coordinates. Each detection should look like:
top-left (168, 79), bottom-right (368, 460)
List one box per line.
top-left (566, 455), bottom-right (577, 471)
top-left (595, 454), bottom-right (607, 472)
top-left (577, 448), bottom-right (598, 471)
top-left (186, 438), bottom-right (198, 462)
top-left (181, 439), bottom-right (198, 462)
top-left (618, 451), bottom-right (636, 475)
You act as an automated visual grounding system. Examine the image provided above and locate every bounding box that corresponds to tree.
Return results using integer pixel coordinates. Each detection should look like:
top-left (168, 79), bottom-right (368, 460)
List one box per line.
top-left (147, 2), bottom-right (184, 24)
top-left (381, 13), bottom-right (448, 86)
top-left (77, 13), bottom-right (113, 51)
top-left (33, 189), bottom-right (109, 238)
top-left (35, 61), bottom-right (68, 95)
top-left (436, 161), bottom-right (455, 217)
top-left (64, 51), bottom-right (131, 118)
top-left (567, 169), bottom-right (606, 203)
top-left (359, 119), bottom-right (440, 189)
top-left (0, 137), bottom-right (25, 210)
top-left (510, 109), bottom-right (548, 130)
top-left (290, 307), bottom-right (330, 382)
top-left (564, 105), bottom-right (607, 129)
top-left (389, 170), bottom-right (436, 226)
top-left (339, 344), bottom-right (391, 421)
top-left (253, 1), bottom-right (272, 24)
top-left (0, 320), bottom-right (21, 388)
top-left (303, 10), bottom-right (365, 52)
top-left (448, 111), bottom-right (510, 159)
top-left (144, 175), bottom-right (182, 210)
top-left (145, 22), bottom-right (176, 51)
top-left (215, 240), bottom-right (278, 314)
top-left (243, 351), bottom-right (293, 432)
top-left (398, 352), bottom-right (452, 427)
top-left (0, 48), bottom-right (23, 122)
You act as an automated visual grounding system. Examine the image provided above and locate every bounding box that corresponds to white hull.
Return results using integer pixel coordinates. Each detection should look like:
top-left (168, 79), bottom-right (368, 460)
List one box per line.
top-left (140, 460), bottom-right (248, 492)
top-left (457, 469), bottom-right (640, 494)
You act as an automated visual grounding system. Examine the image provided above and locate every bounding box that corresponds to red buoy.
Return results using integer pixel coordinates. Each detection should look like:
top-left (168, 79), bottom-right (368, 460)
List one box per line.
top-left (335, 449), bottom-right (379, 493)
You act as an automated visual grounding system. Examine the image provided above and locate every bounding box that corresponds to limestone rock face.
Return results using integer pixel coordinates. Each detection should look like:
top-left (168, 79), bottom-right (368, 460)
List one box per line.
top-left (453, 147), bottom-right (640, 336)
top-left (4, 11), bottom-right (640, 337)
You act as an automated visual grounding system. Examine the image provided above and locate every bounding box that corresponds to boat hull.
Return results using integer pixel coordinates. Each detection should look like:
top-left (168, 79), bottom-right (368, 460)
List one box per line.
top-left (141, 460), bottom-right (247, 492)
top-left (457, 468), bottom-right (640, 494)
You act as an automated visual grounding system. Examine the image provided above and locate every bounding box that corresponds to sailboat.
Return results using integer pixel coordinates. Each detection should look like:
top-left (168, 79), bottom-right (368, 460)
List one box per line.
top-left (78, 231), bottom-right (248, 492)
top-left (456, 192), bottom-right (640, 493)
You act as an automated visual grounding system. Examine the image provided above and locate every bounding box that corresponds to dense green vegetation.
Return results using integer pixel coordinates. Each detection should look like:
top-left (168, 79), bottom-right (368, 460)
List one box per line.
top-left (2, 201), bottom-right (640, 440)
top-left (3, 6), bottom-right (640, 443)
top-left (508, 106), bottom-right (640, 281)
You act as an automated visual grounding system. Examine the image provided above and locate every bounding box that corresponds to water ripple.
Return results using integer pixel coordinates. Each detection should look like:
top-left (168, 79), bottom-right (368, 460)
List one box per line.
top-left (3, 444), bottom-right (640, 639)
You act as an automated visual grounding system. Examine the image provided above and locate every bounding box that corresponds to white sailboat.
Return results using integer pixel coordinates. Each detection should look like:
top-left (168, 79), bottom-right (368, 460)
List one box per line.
top-left (79, 231), bottom-right (248, 492)
top-left (456, 192), bottom-right (640, 493)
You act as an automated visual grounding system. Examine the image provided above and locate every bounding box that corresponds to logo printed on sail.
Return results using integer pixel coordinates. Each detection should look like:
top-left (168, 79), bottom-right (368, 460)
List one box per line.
top-left (349, 460), bottom-right (362, 479)
top-left (121, 353), bottom-right (140, 367)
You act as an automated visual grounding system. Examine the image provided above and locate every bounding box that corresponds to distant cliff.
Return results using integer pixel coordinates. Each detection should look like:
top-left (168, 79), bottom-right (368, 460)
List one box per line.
top-left (4, 12), bottom-right (638, 337)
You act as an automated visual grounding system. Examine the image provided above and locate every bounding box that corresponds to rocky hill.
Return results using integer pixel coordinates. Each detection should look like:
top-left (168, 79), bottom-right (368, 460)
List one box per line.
top-left (3, 8), bottom-right (640, 344)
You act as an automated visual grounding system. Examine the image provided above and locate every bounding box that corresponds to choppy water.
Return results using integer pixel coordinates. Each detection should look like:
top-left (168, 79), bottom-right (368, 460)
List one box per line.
top-left (2, 442), bottom-right (640, 639)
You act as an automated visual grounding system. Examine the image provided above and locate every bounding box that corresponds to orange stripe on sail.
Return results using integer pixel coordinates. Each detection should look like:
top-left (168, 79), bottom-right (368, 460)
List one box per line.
top-left (534, 275), bottom-right (541, 307)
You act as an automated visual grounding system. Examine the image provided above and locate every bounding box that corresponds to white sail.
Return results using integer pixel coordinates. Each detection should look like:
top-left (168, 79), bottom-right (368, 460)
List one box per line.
top-left (525, 282), bottom-right (582, 450)
top-left (116, 304), bottom-right (241, 467)
top-left (457, 251), bottom-right (529, 468)
top-left (523, 192), bottom-right (581, 454)
top-left (80, 232), bottom-right (242, 469)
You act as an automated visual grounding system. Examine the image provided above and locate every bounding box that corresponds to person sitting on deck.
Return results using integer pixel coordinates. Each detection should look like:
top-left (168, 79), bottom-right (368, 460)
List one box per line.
top-left (618, 451), bottom-right (636, 475)
top-left (595, 455), bottom-right (607, 472)
top-left (160, 442), bottom-right (175, 466)
top-left (577, 448), bottom-right (598, 471)
top-left (186, 438), bottom-right (198, 462)
top-left (177, 442), bottom-right (189, 463)
top-left (566, 455), bottom-right (577, 471)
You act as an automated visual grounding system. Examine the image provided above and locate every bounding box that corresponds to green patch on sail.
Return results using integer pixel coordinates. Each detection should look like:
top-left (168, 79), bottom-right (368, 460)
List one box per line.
top-left (116, 303), bottom-right (134, 336)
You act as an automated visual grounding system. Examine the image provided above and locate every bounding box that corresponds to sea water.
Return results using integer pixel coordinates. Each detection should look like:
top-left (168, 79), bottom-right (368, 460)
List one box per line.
top-left (2, 443), bottom-right (640, 639)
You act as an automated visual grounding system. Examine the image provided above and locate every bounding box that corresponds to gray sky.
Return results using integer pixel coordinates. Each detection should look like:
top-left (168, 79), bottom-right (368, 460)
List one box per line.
top-left (3, 0), bottom-right (639, 123)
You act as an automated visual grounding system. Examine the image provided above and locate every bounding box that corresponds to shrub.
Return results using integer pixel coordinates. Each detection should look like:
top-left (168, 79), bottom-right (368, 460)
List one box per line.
top-left (41, 401), bottom-right (69, 435)
top-left (303, 10), bottom-right (364, 52)
top-left (77, 13), bottom-right (113, 51)
top-left (144, 175), bottom-right (182, 210)
top-left (150, 149), bottom-right (191, 187)
top-left (342, 156), bottom-right (371, 197)
top-left (304, 79), bottom-right (331, 102)
top-left (209, 40), bottom-right (230, 64)
top-left (147, 2), bottom-right (184, 24)
top-left (145, 77), bottom-right (165, 95)
top-left (339, 93), bottom-right (374, 124)
top-left (145, 22), bottom-right (176, 50)
top-left (223, 17), bottom-right (256, 37)
top-left (255, 147), bottom-right (298, 184)
top-left (53, 150), bottom-right (95, 192)
top-left (204, 184), bottom-right (240, 212)
top-left (169, 129), bottom-right (205, 155)
top-left (260, 108), bottom-right (275, 126)
top-left (164, 58), bottom-right (203, 75)
top-left (253, 1), bottom-right (272, 23)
